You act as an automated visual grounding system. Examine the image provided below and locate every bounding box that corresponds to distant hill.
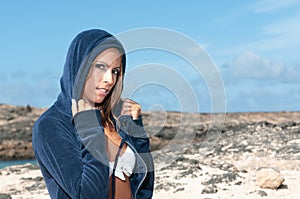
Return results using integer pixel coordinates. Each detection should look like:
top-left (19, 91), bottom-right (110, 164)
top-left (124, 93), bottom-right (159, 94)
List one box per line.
top-left (0, 104), bottom-right (46, 160)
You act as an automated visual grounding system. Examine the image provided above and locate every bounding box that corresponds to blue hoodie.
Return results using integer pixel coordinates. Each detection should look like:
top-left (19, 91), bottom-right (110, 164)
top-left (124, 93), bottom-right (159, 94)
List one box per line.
top-left (32, 29), bottom-right (154, 199)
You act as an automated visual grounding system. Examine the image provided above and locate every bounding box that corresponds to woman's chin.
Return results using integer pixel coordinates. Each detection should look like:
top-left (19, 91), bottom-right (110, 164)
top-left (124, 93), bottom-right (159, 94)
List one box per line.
top-left (94, 98), bottom-right (104, 104)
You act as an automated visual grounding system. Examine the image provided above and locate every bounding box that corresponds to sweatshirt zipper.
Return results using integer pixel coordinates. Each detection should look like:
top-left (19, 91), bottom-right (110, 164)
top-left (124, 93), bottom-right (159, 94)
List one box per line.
top-left (125, 141), bottom-right (147, 199)
top-left (115, 119), bottom-right (147, 199)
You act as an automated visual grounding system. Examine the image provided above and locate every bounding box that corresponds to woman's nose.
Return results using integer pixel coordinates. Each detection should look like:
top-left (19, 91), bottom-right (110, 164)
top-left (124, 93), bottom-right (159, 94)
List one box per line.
top-left (102, 70), bottom-right (113, 84)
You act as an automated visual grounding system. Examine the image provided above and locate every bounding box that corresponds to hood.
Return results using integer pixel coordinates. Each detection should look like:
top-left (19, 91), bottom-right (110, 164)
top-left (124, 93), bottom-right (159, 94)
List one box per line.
top-left (55, 29), bottom-right (126, 115)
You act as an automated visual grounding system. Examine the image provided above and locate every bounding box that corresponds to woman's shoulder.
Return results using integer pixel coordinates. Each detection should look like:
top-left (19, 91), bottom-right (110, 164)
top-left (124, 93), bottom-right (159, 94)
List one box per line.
top-left (35, 106), bottom-right (62, 124)
top-left (33, 106), bottom-right (73, 138)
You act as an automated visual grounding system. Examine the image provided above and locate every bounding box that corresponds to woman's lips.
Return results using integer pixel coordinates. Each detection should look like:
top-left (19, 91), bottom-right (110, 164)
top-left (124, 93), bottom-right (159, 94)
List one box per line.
top-left (96, 87), bottom-right (109, 96)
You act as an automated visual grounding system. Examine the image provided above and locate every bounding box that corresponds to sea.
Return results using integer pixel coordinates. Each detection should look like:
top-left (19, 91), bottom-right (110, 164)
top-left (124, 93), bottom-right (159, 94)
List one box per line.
top-left (0, 159), bottom-right (37, 169)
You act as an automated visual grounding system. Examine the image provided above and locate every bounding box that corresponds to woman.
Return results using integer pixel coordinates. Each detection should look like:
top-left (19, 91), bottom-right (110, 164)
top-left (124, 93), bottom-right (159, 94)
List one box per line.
top-left (32, 29), bottom-right (154, 199)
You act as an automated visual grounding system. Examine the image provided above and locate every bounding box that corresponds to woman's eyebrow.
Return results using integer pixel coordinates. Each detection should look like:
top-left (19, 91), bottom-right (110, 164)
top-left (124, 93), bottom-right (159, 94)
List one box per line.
top-left (94, 61), bottom-right (108, 65)
top-left (94, 61), bottom-right (121, 69)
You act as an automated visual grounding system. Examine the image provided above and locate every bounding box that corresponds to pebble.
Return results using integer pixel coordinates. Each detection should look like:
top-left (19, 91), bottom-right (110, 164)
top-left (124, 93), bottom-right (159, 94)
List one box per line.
top-left (255, 167), bottom-right (285, 189)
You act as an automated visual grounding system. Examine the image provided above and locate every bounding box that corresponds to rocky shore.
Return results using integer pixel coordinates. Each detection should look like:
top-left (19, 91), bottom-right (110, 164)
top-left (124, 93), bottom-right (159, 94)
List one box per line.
top-left (0, 104), bottom-right (45, 160)
top-left (0, 104), bottom-right (300, 198)
top-left (152, 111), bottom-right (300, 198)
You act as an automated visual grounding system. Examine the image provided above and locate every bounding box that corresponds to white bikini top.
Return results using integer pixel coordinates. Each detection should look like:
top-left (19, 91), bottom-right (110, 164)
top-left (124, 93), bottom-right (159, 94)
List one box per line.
top-left (109, 146), bottom-right (136, 181)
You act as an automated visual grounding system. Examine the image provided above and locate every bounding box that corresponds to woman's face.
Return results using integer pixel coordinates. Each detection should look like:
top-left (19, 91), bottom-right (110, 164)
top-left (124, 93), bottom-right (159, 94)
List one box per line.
top-left (83, 48), bottom-right (122, 106)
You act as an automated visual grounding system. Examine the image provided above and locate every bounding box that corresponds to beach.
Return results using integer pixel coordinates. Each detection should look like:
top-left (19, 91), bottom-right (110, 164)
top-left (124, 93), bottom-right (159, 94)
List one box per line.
top-left (1, 104), bottom-right (300, 198)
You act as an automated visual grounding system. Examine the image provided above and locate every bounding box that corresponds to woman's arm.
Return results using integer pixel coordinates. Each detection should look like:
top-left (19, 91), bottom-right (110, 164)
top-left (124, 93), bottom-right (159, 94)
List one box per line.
top-left (117, 99), bottom-right (155, 198)
top-left (32, 109), bottom-right (109, 199)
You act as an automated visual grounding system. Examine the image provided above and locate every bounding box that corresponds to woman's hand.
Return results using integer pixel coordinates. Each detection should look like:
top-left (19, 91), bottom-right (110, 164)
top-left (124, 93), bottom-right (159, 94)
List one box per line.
top-left (121, 99), bottom-right (141, 120)
top-left (72, 99), bottom-right (95, 117)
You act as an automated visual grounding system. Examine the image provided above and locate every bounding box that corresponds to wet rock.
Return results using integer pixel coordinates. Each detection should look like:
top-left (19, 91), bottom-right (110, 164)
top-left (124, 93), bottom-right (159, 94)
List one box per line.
top-left (0, 194), bottom-right (12, 199)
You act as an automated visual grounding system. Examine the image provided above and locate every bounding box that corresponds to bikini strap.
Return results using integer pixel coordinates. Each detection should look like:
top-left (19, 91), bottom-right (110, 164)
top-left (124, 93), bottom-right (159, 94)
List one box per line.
top-left (111, 138), bottom-right (125, 199)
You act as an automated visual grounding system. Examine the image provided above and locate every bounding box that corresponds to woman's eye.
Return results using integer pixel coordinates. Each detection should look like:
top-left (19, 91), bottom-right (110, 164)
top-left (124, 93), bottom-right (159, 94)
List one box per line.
top-left (95, 63), bottom-right (107, 70)
top-left (112, 68), bottom-right (120, 75)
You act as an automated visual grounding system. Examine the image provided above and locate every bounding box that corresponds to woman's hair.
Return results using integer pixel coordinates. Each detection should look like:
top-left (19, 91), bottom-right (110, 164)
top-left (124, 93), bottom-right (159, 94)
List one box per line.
top-left (84, 56), bottom-right (124, 127)
top-left (100, 61), bottom-right (123, 127)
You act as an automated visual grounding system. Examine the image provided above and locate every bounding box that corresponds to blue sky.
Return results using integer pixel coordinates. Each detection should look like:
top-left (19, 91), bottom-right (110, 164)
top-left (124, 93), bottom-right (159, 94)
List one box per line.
top-left (0, 0), bottom-right (299, 113)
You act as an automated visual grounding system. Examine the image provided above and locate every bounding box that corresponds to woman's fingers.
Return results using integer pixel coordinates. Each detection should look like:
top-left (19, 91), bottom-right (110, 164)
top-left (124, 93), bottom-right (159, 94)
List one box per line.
top-left (121, 99), bottom-right (141, 120)
top-left (71, 99), bottom-right (78, 117)
top-left (77, 99), bottom-right (86, 111)
top-left (72, 99), bottom-right (94, 117)
top-left (73, 98), bottom-right (141, 119)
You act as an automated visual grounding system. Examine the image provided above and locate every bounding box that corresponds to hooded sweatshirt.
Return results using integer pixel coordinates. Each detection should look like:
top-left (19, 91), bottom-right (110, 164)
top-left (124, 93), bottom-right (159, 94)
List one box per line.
top-left (32, 29), bottom-right (154, 199)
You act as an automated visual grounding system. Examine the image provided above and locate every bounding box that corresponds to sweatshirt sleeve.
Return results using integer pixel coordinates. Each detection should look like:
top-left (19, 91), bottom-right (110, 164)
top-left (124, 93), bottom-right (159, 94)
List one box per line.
top-left (32, 109), bottom-right (109, 199)
top-left (134, 117), bottom-right (155, 199)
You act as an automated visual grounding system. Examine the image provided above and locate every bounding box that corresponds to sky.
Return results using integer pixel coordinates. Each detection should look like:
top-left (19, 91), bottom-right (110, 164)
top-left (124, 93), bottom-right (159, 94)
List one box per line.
top-left (0, 0), bottom-right (299, 113)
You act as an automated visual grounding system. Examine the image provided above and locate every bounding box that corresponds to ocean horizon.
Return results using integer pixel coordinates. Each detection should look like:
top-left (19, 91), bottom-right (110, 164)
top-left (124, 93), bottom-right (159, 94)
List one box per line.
top-left (0, 159), bottom-right (37, 169)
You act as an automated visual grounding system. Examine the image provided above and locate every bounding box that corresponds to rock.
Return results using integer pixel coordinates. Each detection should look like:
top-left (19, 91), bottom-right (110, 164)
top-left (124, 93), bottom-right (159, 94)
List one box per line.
top-left (201, 184), bottom-right (218, 194)
top-left (249, 190), bottom-right (268, 197)
top-left (257, 190), bottom-right (268, 197)
top-left (0, 104), bottom-right (46, 160)
top-left (202, 172), bottom-right (242, 186)
top-left (0, 193), bottom-right (12, 199)
top-left (255, 167), bottom-right (285, 189)
top-left (174, 187), bottom-right (184, 193)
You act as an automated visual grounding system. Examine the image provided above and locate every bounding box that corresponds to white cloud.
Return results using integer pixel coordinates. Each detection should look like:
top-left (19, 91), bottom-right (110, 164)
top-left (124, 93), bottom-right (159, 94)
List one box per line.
top-left (223, 51), bottom-right (299, 83)
top-left (251, 0), bottom-right (300, 13)
top-left (259, 12), bottom-right (300, 50)
top-left (229, 51), bottom-right (285, 79)
top-left (283, 63), bottom-right (300, 83)
top-left (213, 1), bottom-right (300, 60)
top-left (226, 84), bottom-right (300, 112)
top-left (262, 11), bottom-right (300, 35)
top-left (217, 11), bottom-right (300, 59)
top-left (0, 69), bottom-right (60, 107)
top-left (0, 71), bottom-right (7, 81)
